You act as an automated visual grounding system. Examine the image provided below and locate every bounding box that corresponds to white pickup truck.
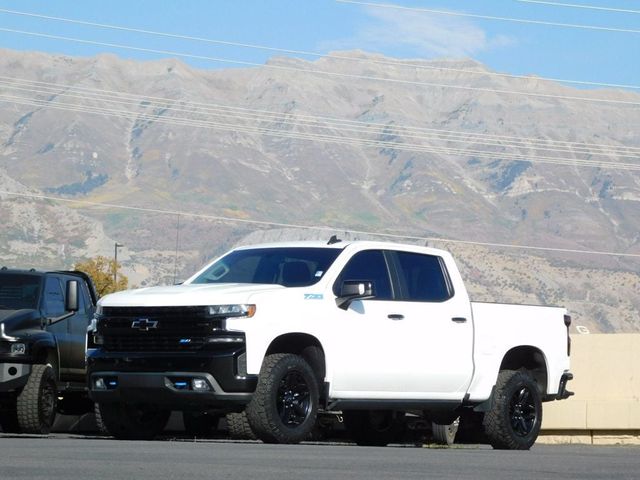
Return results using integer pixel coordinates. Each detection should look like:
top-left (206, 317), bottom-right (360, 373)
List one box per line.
top-left (88, 238), bottom-right (573, 449)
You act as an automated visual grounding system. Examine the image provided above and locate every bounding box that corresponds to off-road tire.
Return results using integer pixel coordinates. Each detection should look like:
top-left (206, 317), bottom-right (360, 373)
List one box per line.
top-left (226, 411), bottom-right (257, 440)
top-left (97, 402), bottom-right (170, 440)
top-left (483, 369), bottom-right (542, 450)
top-left (246, 353), bottom-right (319, 444)
top-left (432, 417), bottom-right (460, 446)
top-left (16, 364), bottom-right (57, 434)
top-left (183, 411), bottom-right (220, 438)
top-left (343, 410), bottom-right (405, 447)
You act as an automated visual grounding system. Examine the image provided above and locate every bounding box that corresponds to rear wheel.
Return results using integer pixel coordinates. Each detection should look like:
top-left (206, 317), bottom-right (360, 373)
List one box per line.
top-left (483, 369), bottom-right (542, 450)
top-left (344, 410), bottom-right (405, 447)
top-left (183, 411), bottom-right (220, 438)
top-left (246, 353), bottom-right (319, 444)
top-left (17, 364), bottom-right (57, 434)
top-left (97, 402), bottom-right (170, 440)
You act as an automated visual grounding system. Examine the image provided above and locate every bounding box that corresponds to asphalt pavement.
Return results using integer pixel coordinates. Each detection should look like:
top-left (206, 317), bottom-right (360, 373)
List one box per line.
top-left (1, 435), bottom-right (639, 480)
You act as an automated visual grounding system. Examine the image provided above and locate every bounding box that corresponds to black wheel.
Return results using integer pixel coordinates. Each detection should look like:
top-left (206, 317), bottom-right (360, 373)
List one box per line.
top-left (246, 353), bottom-right (319, 444)
top-left (183, 411), bottom-right (220, 438)
top-left (226, 411), bottom-right (257, 440)
top-left (17, 364), bottom-right (57, 434)
top-left (432, 417), bottom-right (460, 446)
top-left (97, 402), bottom-right (170, 440)
top-left (343, 410), bottom-right (405, 447)
top-left (483, 369), bottom-right (542, 450)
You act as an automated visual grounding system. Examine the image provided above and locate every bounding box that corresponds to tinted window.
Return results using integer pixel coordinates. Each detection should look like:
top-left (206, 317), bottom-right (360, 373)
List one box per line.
top-left (44, 277), bottom-right (66, 317)
top-left (0, 274), bottom-right (41, 310)
top-left (191, 247), bottom-right (341, 287)
top-left (334, 250), bottom-right (393, 300)
top-left (395, 251), bottom-right (451, 302)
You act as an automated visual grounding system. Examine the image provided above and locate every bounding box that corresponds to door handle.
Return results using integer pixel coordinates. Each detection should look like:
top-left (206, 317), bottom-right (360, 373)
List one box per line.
top-left (452, 317), bottom-right (467, 323)
top-left (388, 314), bottom-right (405, 321)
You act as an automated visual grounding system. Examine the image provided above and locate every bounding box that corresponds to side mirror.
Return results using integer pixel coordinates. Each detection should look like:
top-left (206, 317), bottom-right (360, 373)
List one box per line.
top-left (336, 280), bottom-right (374, 310)
top-left (66, 280), bottom-right (79, 312)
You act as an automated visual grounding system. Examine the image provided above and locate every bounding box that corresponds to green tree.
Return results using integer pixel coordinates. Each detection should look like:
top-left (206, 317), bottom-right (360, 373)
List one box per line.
top-left (73, 256), bottom-right (129, 297)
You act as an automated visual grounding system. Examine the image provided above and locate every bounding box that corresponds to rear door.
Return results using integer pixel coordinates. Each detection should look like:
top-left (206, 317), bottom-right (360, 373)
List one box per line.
top-left (330, 249), bottom-right (473, 400)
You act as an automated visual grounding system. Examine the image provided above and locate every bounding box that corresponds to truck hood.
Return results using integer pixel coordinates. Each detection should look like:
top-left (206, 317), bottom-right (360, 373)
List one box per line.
top-left (99, 283), bottom-right (286, 307)
top-left (0, 309), bottom-right (41, 335)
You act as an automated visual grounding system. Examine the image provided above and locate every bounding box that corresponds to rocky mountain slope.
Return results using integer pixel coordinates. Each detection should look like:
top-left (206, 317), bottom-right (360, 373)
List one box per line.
top-left (0, 48), bottom-right (638, 332)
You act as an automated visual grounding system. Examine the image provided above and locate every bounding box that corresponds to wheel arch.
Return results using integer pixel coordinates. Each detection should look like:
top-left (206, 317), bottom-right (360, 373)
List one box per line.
top-left (265, 333), bottom-right (326, 396)
top-left (499, 345), bottom-right (548, 394)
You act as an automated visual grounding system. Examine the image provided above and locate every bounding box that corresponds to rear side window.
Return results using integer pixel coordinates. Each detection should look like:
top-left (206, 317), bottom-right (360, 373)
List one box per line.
top-left (333, 250), bottom-right (393, 300)
top-left (395, 251), bottom-right (452, 302)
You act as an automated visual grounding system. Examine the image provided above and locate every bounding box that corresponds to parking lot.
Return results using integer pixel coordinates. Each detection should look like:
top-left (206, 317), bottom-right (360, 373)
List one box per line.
top-left (1, 434), bottom-right (639, 480)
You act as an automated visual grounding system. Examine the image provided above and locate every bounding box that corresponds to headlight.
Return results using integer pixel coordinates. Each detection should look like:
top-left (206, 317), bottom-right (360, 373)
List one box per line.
top-left (206, 304), bottom-right (256, 318)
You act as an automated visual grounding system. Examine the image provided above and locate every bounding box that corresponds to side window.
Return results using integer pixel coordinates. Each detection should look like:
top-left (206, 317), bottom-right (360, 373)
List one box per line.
top-left (44, 277), bottom-right (65, 317)
top-left (395, 251), bottom-right (452, 302)
top-left (334, 250), bottom-right (393, 300)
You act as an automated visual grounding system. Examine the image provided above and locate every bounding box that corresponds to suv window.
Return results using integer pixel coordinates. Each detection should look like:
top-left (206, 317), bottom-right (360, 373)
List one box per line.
top-left (44, 277), bottom-right (66, 317)
top-left (334, 250), bottom-right (393, 300)
top-left (395, 251), bottom-right (452, 302)
top-left (0, 274), bottom-right (41, 310)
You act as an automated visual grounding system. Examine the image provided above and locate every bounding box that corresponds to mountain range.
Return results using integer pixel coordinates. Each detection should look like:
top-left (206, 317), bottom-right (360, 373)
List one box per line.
top-left (0, 47), bottom-right (639, 333)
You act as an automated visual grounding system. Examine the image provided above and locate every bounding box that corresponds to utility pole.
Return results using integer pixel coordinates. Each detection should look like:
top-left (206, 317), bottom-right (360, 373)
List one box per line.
top-left (114, 242), bottom-right (124, 287)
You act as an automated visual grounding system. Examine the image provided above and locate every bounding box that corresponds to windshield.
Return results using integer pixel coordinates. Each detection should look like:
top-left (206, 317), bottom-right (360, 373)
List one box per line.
top-left (0, 274), bottom-right (41, 310)
top-left (191, 247), bottom-right (342, 287)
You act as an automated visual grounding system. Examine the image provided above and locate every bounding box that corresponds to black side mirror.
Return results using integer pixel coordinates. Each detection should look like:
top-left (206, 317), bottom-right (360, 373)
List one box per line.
top-left (66, 280), bottom-right (79, 312)
top-left (336, 280), bottom-right (374, 310)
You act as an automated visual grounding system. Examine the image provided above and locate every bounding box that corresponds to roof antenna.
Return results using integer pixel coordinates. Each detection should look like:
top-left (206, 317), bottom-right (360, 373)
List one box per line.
top-left (327, 235), bottom-right (342, 245)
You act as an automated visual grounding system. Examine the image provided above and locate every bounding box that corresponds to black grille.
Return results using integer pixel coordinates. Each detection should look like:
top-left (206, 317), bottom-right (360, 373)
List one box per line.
top-left (99, 306), bottom-right (228, 352)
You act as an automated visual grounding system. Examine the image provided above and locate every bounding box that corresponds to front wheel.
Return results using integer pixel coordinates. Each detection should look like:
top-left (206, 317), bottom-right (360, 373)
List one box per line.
top-left (483, 369), bottom-right (542, 450)
top-left (97, 402), bottom-right (170, 440)
top-left (246, 353), bottom-right (319, 444)
top-left (17, 364), bottom-right (57, 434)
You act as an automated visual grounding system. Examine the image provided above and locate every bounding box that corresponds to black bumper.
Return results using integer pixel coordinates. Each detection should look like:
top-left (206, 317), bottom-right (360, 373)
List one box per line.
top-left (87, 348), bottom-right (257, 409)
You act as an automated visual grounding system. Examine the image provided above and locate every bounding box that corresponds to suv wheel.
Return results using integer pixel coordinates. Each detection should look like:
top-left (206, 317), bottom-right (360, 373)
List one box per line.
top-left (483, 369), bottom-right (542, 450)
top-left (17, 364), bottom-right (57, 434)
top-left (246, 353), bottom-right (319, 444)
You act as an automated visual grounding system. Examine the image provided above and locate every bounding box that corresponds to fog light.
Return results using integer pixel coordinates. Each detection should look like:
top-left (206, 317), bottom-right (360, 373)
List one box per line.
top-left (10, 343), bottom-right (26, 354)
top-left (94, 377), bottom-right (106, 390)
top-left (192, 378), bottom-right (210, 391)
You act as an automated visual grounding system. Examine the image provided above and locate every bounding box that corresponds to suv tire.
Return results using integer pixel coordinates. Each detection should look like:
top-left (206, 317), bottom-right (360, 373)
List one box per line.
top-left (17, 364), bottom-right (57, 434)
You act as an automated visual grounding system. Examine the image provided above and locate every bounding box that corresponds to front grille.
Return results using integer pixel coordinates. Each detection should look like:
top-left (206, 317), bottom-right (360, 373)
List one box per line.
top-left (98, 306), bottom-right (234, 353)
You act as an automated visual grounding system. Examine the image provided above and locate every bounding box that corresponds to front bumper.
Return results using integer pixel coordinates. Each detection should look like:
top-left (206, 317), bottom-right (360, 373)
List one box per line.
top-left (0, 362), bottom-right (31, 392)
top-left (87, 348), bottom-right (257, 409)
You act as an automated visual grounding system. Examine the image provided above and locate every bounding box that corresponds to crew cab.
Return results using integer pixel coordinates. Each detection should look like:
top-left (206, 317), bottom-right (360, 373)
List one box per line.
top-left (88, 239), bottom-right (572, 449)
top-left (0, 268), bottom-right (98, 434)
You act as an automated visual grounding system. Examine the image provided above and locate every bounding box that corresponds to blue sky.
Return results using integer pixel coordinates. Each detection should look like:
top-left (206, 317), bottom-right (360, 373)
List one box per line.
top-left (0, 0), bottom-right (638, 89)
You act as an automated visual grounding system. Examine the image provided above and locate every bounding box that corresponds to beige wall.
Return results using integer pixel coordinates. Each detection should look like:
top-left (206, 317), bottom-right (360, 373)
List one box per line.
top-left (542, 334), bottom-right (640, 431)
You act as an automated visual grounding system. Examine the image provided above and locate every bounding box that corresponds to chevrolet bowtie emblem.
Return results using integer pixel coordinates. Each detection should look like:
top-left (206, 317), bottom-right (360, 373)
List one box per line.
top-left (131, 318), bottom-right (158, 331)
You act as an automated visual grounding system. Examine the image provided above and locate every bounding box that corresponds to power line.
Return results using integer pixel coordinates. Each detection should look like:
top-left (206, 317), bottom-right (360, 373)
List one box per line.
top-left (337, 0), bottom-right (640, 34)
top-left (2, 189), bottom-right (639, 258)
top-left (2, 79), bottom-right (638, 160)
top-left (0, 7), bottom-right (638, 90)
top-left (3, 92), bottom-right (639, 171)
top-left (1, 27), bottom-right (639, 107)
top-left (2, 74), bottom-right (638, 156)
top-left (516, 0), bottom-right (640, 15)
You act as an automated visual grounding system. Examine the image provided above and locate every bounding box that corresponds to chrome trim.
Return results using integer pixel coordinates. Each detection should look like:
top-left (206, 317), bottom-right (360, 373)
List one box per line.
top-left (0, 324), bottom-right (18, 342)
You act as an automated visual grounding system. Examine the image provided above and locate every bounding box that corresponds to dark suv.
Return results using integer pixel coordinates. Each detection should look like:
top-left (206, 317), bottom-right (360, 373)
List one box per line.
top-left (0, 268), bottom-right (97, 434)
